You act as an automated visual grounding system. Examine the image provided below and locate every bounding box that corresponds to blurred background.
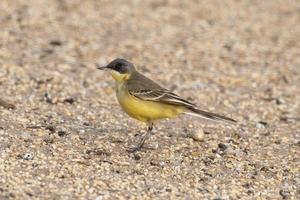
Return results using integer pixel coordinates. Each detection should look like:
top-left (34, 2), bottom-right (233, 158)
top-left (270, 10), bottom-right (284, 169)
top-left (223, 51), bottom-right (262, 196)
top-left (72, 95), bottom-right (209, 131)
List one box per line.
top-left (0, 0), bottom-right (299, 199)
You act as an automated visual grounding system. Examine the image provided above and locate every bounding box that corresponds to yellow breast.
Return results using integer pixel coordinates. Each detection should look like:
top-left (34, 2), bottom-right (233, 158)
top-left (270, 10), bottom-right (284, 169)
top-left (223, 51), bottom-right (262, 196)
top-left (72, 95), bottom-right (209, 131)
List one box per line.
top-left (116, 84), bottom-right (185, 123)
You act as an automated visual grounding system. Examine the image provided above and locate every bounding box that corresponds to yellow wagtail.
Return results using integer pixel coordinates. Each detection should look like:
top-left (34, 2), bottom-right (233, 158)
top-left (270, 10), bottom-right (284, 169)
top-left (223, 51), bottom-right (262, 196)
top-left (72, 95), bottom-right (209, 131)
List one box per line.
top-left (97, 58), bottom-right (236, 152)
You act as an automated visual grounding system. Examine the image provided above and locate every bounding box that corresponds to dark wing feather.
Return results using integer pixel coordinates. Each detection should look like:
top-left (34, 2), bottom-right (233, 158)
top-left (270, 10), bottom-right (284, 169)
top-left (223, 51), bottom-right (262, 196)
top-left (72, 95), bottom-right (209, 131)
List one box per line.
top-left (126, 72), bottom-right (196, 107)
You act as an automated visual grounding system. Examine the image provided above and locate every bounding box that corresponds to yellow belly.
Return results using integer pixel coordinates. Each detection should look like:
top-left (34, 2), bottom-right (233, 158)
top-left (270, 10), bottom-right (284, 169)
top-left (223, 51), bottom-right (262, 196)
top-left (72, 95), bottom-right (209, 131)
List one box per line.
top-left (116, 86), bottom-right (185, 123)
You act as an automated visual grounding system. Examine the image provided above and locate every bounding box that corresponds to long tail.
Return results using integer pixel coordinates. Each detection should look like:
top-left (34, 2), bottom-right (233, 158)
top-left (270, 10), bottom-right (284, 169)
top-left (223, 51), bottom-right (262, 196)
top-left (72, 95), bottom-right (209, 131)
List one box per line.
top-left (185, 106), bottom-right (237, 124)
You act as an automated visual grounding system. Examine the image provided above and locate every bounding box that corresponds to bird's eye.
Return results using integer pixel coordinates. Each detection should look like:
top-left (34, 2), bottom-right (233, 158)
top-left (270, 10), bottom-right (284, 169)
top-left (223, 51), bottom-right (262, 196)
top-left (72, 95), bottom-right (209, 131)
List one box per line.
top-left (115, 63), bottom-right (123, 71)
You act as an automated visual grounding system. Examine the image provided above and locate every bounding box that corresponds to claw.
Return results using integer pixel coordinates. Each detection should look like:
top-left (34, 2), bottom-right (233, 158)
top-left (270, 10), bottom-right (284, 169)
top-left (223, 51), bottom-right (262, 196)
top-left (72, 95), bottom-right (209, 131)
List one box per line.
top-left (126, 146), bottom-right (142, 153)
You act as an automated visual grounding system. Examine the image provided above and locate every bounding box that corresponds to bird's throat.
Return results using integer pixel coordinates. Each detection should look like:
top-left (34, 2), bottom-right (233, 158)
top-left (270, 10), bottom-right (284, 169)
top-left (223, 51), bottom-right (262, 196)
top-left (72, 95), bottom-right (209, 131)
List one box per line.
top-left (109, 70), bottom-right (130, 83)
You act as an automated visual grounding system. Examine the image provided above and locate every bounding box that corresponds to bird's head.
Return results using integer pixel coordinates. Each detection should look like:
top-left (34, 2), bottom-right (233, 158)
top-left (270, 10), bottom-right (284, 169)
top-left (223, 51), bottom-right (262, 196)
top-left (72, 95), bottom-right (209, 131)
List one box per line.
top-left (97, 58), bottom-right (136, 82)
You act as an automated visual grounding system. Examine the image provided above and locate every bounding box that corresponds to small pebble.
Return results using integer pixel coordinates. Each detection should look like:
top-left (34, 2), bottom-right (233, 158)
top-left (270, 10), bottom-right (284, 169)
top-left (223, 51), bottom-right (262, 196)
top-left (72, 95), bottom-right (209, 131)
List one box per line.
top-left (191, 128), bottom-right (205, 141)
top-left (45, 125), bottom-right (56, 133)
top-left (212, 149), bottom-right (218, 154)
top-left (49, 40), bottom-right (62, 46)
top-left (275, 98), bottom-right (285, 105)
top-left (0, 99), bottom-right (15, 109)
top-left (279, 189), bottom-right (290, 199)
top-left (22, 152), bottom-right (34, 160)
top-left (63, 97), bottom-right (76, 104)
top-left (256, 121), bottom-right (268, 129)
top-left (57, 131), bottom-right (67, 137)
top-left (133, 154), bottom-right (141, 161)
top-left (218, 143), bottom-right (228, 151)
top-left (83, 122), bottom-right (90, 126)
top-left (79, 129), bottom-right (85, 134)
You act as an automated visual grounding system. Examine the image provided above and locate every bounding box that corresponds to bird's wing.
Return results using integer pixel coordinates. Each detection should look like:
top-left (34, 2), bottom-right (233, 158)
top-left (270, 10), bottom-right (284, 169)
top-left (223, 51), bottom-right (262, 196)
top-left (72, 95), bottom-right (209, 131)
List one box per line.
top-left (126, 72), bottom-right (196, 107)
top-left (126, 71), bottom-right (236, 124)
top-left (130, 88), bottom-right (197, 107)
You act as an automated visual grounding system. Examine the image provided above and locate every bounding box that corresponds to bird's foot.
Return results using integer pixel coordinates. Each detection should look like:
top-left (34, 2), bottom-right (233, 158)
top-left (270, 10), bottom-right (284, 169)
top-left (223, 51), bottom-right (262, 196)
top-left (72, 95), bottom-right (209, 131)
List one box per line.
top-left (126, 143), bottom-right (158, 153)
top-left (126, 145), bottom-right (143, 153)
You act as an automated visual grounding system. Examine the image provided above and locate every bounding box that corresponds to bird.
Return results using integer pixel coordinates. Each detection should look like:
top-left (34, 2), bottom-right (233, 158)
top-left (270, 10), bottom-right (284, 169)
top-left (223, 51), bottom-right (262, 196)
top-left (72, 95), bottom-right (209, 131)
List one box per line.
top-left (97, 58), bottom-right (236, 152)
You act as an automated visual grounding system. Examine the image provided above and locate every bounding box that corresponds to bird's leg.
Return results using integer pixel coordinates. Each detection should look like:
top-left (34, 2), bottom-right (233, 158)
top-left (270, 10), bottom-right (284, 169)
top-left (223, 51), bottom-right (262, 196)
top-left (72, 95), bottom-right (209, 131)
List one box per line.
top-left (137, 123), bottom-right (153, 149)
top-left (127, 123), bottom-right (153, 152)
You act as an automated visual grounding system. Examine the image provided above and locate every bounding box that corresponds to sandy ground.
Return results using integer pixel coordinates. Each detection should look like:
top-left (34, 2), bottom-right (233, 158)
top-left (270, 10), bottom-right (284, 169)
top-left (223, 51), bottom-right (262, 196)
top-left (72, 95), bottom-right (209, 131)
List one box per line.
top-left (0, 0), bottom-right (299, 199)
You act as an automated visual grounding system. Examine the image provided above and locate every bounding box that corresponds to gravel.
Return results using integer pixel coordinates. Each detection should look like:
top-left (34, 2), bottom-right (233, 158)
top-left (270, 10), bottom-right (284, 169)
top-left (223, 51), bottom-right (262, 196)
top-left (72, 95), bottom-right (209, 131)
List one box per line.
top-left (0, 0), bottom-right (299, 199)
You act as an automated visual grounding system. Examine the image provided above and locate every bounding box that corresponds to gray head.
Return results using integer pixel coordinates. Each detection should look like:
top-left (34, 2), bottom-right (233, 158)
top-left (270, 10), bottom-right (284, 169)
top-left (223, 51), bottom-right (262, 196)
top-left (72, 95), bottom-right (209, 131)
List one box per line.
top-left (97, 58), bottom-right (136, 74)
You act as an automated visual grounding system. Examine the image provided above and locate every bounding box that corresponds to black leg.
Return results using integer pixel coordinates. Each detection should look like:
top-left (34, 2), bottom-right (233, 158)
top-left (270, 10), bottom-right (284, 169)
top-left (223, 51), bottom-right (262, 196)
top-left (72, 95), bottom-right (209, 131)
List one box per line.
top-left (127, 123), bottom-right (153, 153)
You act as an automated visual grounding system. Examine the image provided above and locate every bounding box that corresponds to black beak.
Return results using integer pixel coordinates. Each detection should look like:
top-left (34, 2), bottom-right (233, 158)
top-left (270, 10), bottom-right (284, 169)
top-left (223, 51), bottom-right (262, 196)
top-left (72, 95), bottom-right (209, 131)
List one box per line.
top-left (96, 63), bottom-right (108, 70)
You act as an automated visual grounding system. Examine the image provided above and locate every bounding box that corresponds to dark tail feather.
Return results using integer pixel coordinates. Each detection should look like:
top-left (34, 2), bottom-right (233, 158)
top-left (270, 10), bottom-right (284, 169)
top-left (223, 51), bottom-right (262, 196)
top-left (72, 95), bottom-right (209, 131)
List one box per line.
top-left (185, 107), bottom-right (237, 124)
